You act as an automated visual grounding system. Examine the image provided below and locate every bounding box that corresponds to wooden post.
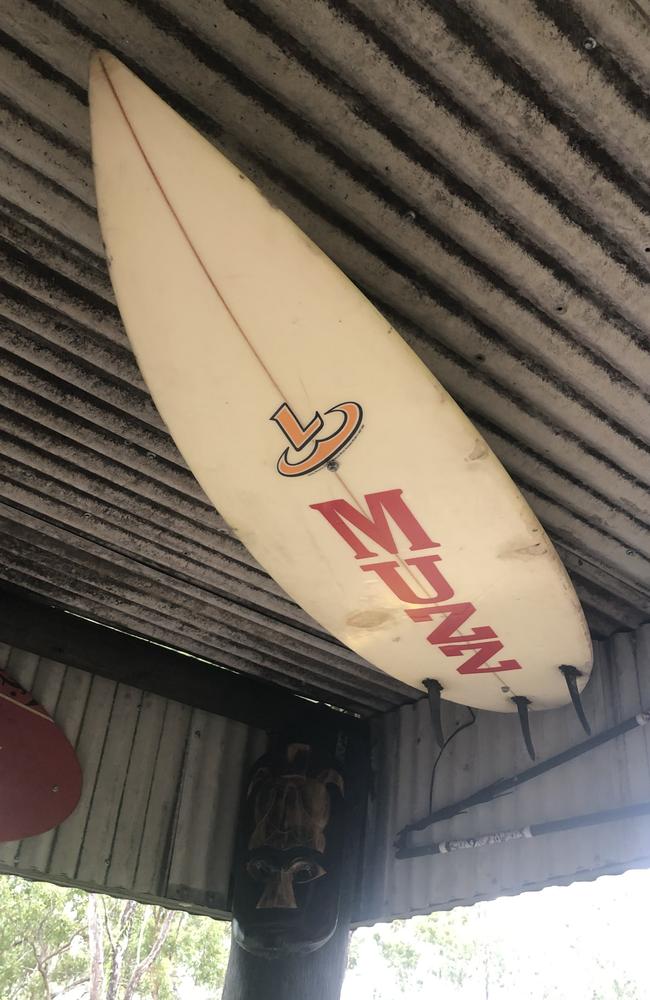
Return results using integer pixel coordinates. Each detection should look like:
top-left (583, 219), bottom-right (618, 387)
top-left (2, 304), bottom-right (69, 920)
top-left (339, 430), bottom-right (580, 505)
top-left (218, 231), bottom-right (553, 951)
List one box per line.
top-left (222, 728), bottom-right (368, 1000)
top-left (222, 911), bottom-right (352, 1000)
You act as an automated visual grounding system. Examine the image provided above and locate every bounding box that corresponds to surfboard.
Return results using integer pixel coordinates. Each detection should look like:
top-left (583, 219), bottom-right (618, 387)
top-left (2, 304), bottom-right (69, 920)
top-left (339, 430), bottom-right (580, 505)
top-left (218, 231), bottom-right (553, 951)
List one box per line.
top-left (0, 670), bottom-right (82, 842)
top-left (89, 53), bottom-right (592, 713)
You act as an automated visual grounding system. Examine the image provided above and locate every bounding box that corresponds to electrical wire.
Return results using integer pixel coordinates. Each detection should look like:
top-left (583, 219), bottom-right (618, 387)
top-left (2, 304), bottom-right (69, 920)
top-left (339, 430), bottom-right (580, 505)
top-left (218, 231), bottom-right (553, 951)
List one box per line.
top-left (399, 707), bottom-right (650, 845)
top-left (427, 706), bottom-right (476, 814)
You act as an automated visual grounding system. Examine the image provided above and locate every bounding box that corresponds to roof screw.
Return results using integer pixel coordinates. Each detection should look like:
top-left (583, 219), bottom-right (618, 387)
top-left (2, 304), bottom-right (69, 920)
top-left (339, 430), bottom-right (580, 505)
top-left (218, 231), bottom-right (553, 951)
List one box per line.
top-left (51, 785), bottom-right (59, 793)
top-left (584, 37), bottom-right (597, 50)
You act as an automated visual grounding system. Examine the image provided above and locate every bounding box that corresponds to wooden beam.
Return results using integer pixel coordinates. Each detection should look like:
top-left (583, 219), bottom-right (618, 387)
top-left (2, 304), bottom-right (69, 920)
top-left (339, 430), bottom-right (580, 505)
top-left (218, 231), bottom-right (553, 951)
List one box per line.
top-left (0, 585), bottom-right (364, 735)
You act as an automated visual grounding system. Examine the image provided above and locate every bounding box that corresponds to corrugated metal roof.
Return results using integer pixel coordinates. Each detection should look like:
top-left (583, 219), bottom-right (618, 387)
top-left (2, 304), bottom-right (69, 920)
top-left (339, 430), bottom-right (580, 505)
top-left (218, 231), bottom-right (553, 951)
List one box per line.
top-left (1, 0), bottom-right (650, 711)
top-left (0, 641), bottom-right (267, 915)
top-left (354, 625), bottom-right (650, 922)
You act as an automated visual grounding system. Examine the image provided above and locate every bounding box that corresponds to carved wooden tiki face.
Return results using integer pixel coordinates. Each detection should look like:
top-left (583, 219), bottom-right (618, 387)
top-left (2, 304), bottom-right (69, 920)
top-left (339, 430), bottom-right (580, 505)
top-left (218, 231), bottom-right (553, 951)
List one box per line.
top-left (232, 742), bottom-right (345, 955)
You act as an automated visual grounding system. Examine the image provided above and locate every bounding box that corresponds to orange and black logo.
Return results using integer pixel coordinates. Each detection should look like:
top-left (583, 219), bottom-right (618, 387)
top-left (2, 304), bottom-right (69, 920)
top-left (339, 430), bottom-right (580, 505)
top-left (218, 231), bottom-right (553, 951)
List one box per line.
top-left (271, 401), bottom-right (363, 477)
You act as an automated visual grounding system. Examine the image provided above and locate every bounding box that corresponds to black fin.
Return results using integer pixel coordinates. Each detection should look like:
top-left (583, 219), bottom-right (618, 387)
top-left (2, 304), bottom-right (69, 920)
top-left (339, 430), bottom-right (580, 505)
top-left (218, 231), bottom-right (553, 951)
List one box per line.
top-left (560, 665), bottom-right (591, 735)
top-left (512, 696), bottom-right (535, 760)
top-left (424, 679), bottom-right (445, 749)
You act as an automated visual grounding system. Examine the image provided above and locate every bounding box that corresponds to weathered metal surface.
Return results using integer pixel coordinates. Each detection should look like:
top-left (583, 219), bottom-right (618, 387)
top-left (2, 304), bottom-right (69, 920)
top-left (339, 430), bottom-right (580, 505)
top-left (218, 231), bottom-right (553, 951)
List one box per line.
top-left (3, 625), bottom-right (649, 923)
top-left (354, 626), bottom-right (650, 922)
top-left (1, 0), bottom-right (650, 712)
top-left (0, 641), bottom-right (267, 915)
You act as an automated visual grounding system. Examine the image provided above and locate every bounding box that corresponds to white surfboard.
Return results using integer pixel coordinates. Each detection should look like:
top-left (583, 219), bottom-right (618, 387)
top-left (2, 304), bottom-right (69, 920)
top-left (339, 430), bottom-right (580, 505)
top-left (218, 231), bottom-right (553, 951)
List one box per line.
top-left (89, 53), bottom-right (592, 713)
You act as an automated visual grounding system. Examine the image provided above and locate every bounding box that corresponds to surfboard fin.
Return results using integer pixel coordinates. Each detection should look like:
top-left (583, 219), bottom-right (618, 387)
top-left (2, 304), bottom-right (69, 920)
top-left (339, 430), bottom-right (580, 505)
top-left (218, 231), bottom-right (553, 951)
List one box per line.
top-left (512, 696), bottom-right (535, 760)
top-left (424, 679), bottom-right (445, 749)
top-left (560, 665), bottom-right (591, 735)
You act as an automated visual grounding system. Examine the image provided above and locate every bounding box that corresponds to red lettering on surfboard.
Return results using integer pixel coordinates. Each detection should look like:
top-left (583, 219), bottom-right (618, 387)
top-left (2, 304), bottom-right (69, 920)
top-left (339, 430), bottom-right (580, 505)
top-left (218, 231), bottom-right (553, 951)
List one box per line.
top-left (362, 556), bottom-right (454, 604)
top-left (406, 602), bottom-right (497, 642)
top-left (406, 604), bottom-right (523, 674)
top-left (310, 490), bottom-right (438, 559)
top-left (310, 488), bottom-right (524, 680)
top-left (441, 642), bottom-right (520, 674)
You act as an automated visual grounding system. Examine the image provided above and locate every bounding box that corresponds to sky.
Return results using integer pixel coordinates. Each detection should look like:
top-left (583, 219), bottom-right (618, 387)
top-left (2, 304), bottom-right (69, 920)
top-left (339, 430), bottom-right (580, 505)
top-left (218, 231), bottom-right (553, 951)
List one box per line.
top-left (342, 866), bottom-right (650, 1000)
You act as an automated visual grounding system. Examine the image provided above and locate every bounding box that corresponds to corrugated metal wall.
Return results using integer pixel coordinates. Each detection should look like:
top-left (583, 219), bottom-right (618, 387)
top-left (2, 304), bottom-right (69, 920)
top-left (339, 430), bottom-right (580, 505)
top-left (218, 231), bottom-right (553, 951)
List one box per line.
top-left (3, 627), bottom-right (649, 924)
top-left (1, 0), bottom-right (650, 713)
top-left (355, 626), bottom-right (650, 923)
top-left (0, 641), bottom-right (267, 916)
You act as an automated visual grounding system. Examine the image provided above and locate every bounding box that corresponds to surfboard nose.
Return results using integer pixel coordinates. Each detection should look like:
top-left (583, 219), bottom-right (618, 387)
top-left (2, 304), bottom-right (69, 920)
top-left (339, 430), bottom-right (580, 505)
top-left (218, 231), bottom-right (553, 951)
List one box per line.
top-left (88, 50), bottom-right (124, 94)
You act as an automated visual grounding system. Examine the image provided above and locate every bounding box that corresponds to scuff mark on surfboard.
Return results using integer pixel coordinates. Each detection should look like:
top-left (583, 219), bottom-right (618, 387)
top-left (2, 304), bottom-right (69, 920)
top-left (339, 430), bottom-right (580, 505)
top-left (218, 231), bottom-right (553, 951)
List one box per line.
top-left (500, 541), bottom-right (548, 559)
top-left (346, 609), bottom-right (395, 630)
top-left (467, 439), bottom-right (489, 462)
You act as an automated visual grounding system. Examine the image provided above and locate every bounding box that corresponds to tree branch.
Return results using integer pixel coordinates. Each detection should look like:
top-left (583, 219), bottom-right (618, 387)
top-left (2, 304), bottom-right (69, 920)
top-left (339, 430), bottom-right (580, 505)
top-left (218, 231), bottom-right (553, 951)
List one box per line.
top-left (43, 938), bottom-right (77, 964)
top-left (87, 894), bottom-right (105, 1000)
top-left (122, 908), bottom-right (178, 1000)
top-left (105, 900), bottom-right (137, 1000)
top-left (8, 965), bottom-right (38, 1000)
top-left (134, 907), bottom-right (150, 969)
top-left (54, 976), bottom-right (90, 998)
top-left (31, 941), bottom-right (52, 1000)
top-left (101, 896), bottom-right (115, 955)
top-left (118, 899), bottom-right (137, 933)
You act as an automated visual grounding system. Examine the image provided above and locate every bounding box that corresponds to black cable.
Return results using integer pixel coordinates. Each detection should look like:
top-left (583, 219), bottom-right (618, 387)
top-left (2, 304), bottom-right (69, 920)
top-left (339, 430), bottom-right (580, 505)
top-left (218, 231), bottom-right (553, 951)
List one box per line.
top-left (427, 706), bottom-right (476, 815)
top-left (398, 708), bottom-right (650, 845)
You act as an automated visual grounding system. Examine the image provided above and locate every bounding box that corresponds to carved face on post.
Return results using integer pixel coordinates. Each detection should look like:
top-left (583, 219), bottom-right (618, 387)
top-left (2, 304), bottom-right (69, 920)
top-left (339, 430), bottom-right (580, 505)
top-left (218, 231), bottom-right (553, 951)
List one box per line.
top-left (232, 742), bottom-right (345, 956)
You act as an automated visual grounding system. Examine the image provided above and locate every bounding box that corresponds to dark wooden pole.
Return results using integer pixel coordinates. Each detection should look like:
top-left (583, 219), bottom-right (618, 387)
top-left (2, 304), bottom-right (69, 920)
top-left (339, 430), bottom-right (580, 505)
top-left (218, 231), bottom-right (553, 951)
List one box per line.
top-left (222, 729), bottom-right (368, 1000)
top-left (222, 911), bottom-right (352, 1000)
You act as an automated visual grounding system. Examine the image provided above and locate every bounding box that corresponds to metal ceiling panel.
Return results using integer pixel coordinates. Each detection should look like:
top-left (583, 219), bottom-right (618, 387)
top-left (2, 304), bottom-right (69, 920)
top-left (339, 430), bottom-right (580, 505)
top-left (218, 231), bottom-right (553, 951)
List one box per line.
top-left (1, 0), bottom-right (649, 711)
top-left (354, 625), bottom-right (650, 922)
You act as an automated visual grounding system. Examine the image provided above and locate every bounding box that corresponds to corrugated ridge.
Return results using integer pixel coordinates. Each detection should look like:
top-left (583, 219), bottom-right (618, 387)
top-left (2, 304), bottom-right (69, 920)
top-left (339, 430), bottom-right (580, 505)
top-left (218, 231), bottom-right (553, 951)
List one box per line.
top-left (569, 0), bottom-right (650, 94)
top-left (0, 503), bottom-right (410, 711)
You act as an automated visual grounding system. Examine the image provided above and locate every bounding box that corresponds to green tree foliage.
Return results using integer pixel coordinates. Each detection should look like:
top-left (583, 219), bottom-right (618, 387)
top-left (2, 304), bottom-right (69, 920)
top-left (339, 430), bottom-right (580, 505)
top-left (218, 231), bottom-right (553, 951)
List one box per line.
top-left (0, 875), bottom-right (231, 1000)
top-left (345, 872), bottom-right (650, 1000)
top-left (175, 907), bottom-right (230, 994)
top-left (0, 876), bottom-right (88, 1000)
top-left (373, 925), bottom-right (422, 993)
top-left (351, 911), bottom-right (499, 997)
top-left (416, 910), bottom-right (482, 987)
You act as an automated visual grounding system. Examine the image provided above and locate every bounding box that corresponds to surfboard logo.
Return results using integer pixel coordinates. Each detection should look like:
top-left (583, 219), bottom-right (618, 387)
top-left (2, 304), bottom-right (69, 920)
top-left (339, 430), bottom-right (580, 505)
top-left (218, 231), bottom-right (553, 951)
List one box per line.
top-left (271, 401), bottom-right (363, 477)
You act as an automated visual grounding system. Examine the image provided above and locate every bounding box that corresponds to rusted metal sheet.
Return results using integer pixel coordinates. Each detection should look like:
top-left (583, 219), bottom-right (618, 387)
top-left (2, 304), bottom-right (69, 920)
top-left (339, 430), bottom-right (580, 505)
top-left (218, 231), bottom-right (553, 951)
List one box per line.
top-left (354, 627), bottom-right (650, 922)
top-left (1, 0), bottom-right (649, 715)
top-left (0, 641), bottom-right (267, 915)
